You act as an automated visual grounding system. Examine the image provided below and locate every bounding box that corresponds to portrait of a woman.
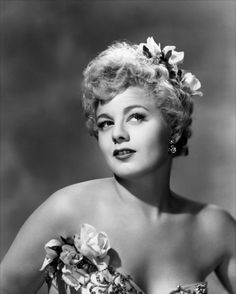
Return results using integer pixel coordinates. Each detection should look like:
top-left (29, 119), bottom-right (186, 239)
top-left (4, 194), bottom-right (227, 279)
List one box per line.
top-left (0, 2), bottom-right (235, 294)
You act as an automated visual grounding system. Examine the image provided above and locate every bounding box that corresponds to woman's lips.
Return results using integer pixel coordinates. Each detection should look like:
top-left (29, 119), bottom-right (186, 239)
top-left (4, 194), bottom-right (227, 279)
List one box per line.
top-left (113, 149), bottom-right (136, 159)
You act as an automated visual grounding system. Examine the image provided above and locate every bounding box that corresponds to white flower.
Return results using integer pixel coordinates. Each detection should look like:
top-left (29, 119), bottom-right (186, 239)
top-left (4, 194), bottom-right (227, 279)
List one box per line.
top-left (169, 50), bottom-right (184, 65)
top-left (162, 45), bottom-right (176, 55)
top-left (146, 37), bottom-right (161, 56)
top-left (40, 239), bottom-right (61, 271)
top-left (181, 72), bottom-right (203, 96)
top-left (163, 45), bottom-right (184, 65)
top-left (137, 36), bottom-right (161, 57)
top-left (74, 224), bottom-right (111, 260)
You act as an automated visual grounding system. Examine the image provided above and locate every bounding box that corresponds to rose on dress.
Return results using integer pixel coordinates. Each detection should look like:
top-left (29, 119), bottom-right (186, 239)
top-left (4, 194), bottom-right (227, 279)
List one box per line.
top-left (40, 224), bottom-right (147, 294)
top-left (74, 224), bottom-right (111, 259)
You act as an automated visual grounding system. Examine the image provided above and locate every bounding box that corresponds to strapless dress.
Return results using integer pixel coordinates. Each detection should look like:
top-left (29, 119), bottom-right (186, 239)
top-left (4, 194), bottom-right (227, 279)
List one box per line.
top-left (40, 224), bottom-right (208, 294)
top-left (46, 270), bottom-right (207, 294)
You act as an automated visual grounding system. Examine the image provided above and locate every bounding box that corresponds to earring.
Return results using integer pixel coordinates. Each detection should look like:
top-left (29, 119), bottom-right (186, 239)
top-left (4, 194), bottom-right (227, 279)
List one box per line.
top-left (168, 139), bottom-right (177, 155)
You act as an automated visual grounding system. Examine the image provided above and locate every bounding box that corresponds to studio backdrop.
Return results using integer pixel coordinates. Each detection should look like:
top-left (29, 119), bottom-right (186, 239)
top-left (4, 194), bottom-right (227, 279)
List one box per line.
top-left (1, 1), bottom-right (235, 293)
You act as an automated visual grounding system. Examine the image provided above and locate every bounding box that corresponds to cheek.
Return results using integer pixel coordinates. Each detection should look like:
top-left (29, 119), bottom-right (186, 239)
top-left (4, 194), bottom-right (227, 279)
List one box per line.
top-left (139, 124), bottom-right (169, 152)
top-left (145, 136), bottom-right (168, 158)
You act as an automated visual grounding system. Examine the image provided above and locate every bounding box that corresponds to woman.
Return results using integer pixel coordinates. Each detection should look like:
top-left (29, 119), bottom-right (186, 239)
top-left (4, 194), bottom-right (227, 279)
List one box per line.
top-left (1, 37), bottom-right (235, 294)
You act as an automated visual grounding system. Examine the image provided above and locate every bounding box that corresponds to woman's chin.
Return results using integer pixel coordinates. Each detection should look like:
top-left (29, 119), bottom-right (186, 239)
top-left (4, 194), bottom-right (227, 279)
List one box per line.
top-left (106, 156), bottom-right (170, 180)
top-left (112, 167), bottom-right (158, 180)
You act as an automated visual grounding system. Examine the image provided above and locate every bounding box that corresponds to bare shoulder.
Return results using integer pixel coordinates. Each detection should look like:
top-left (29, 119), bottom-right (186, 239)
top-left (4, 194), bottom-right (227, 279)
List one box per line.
top-left (197, 204), bottom-right (236, 246)
top-left (182, 197), bottom-right (236, 243)
top-left (0, 178), bottom-right (113, 293)
top-left (45, 177), bottom-right (114, 214)
top-left (22, 177), bottom-right (113, 235)
top-left (198, 204), bottom-right (236, 285)
top-left (174, 196), bottom-right (236, 272)
top-left (173, 193), bottom-right (235, 228)
top-left (3, 177), bottom-right (113, 249)
top-left (15, 177), bottom-right (114, 240)
top-left (51, 177), bottom-right (113, 200)
top-left (173, 194), bottom-right (235, 251)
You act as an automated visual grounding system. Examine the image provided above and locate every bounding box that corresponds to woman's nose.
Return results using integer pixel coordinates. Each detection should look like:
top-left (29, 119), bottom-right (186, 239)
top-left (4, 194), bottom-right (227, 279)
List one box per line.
top-left (112, 123), bottom-right (130, 144)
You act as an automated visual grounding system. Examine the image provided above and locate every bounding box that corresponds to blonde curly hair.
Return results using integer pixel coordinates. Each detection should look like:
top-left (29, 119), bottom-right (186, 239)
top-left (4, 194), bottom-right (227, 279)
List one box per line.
top-left (81, 40), bottom-right (199, 157)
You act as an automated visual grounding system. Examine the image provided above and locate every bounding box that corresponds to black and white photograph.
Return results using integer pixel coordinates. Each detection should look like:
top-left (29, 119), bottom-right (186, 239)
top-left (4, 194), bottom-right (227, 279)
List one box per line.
top-left (0, 1), bottom-right (236, 294)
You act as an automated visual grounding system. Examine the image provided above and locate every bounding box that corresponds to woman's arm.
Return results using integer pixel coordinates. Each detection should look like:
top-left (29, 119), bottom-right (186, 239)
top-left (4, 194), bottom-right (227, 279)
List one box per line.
top-left (0, 190), bottom-right (73, 294)
top-left (199, 204), bottom-right (236, 294)
top-left (214, 210), bottom-right (236, 294)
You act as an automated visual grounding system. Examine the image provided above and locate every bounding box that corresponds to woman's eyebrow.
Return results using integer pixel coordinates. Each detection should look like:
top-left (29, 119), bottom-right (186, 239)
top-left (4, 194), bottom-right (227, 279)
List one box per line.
top-left (123, 105), bottom-right (149, 114)
top-left (96, 113), bottom-right (112, 120)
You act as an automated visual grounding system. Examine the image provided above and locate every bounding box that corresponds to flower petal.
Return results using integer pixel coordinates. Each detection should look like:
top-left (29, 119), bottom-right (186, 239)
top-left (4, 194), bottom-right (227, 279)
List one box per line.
top-left (40, 257), bottom-right (53, 271)
top-left (146, 37), bottom-right (161, 56)
top-left (80, 224), bottom-right (97, 242)
top-left (62, 273), bottom-right (81, 290)
top-left (40, 239), bottom-right (62, 271)
top-left (182, 72), bottom-right (201, 91)
top-left (192, 90), bottom-right (203, 96)
top-left (73, 233), bottom-right (81, 251)
top-left (44, 239), bottom-right (61, 249)
top-left (181, 72), bottom-right (202, 96)
top-left (62, 265), bottom-right (90, 290)
top-left (162, 45), bottom-right (176, 55)
top-left (169, 51), bottom-right (184, 65)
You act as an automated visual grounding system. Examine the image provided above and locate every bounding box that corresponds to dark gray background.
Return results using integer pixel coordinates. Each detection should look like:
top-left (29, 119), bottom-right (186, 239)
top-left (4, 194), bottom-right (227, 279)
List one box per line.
top-left (1, 1), bottom-right (235, 293)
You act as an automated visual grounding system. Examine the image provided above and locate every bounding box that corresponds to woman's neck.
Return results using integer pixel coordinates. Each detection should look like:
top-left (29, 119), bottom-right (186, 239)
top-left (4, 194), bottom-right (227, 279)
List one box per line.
top-left (113, 160), bottom-right (172, 215)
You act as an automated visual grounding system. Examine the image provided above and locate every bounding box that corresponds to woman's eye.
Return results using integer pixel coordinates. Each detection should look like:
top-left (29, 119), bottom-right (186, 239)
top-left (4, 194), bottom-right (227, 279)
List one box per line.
top-left (128, 113), bottom-right (145, 122)
top-left (97, 120), bottom-right (113, 130)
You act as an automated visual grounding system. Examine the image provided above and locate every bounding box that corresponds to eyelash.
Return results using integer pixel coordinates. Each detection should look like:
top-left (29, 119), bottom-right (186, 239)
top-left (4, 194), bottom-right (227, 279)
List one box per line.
top-left (129, 113), bottom-right (145, 121)
top-left (97, 120), bottom-right (113, 130)
top-left (97, 112), bottom-right (146, 130)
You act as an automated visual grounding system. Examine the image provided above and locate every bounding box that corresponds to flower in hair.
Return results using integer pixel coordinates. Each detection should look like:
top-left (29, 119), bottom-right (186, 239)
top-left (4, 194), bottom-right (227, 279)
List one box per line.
top-left (137, 36), bottom-right (202, 96)
top-left (162, 45), bottom-right (184, 66)
top-left (181, 72), bottom-right (202, 96)
top-left (138, 37), bottom-right (161, 58)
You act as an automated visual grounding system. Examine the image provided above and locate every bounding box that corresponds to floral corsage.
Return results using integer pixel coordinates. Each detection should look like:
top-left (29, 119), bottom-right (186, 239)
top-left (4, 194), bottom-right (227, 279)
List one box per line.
top-left (137, 37), bottom-right (203, 97)
top-left (40, 224), bottom-right (143, 294)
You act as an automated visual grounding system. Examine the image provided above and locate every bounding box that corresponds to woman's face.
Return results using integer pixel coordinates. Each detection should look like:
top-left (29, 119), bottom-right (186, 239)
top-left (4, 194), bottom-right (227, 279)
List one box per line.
top-left (96, 87), bottom-right (171, 179)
